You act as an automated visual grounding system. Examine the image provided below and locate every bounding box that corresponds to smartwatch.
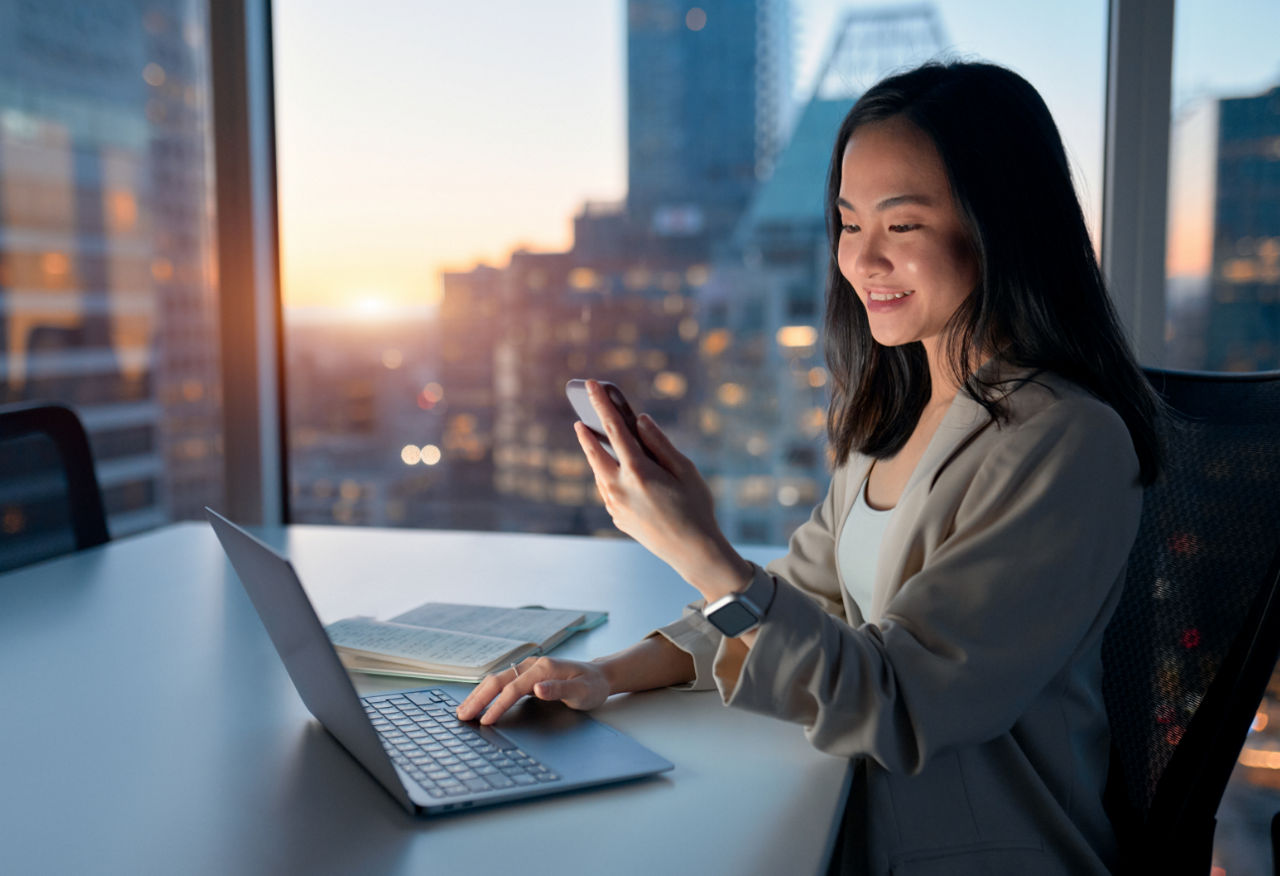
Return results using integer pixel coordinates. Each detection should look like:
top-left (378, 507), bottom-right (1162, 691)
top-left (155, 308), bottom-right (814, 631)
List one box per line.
top-left (702, 568), bottom-right (775, 638)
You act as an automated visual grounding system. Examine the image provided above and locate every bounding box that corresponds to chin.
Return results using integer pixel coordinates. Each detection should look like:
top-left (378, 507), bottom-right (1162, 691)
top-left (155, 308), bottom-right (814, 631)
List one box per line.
top-left (869, 331), bottom-right (917, 349)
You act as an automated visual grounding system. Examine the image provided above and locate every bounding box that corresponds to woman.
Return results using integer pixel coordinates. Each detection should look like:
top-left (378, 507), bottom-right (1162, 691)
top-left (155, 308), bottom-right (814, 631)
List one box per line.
top-left (458, 61), bottom-right (1161, 874)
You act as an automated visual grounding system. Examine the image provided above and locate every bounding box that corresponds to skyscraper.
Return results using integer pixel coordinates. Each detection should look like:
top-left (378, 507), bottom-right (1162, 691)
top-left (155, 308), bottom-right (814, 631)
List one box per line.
top-left (1203, 84), bottom-right (1280, 372)
top-left (0, 0), bottom-right (223, 535)
top-left (625, 0), bottom-right (791, 244)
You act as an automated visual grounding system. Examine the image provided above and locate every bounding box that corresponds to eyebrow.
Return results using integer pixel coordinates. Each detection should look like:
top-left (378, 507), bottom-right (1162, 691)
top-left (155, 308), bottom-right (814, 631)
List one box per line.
top-left (836, 194), bottom-right (935, 212)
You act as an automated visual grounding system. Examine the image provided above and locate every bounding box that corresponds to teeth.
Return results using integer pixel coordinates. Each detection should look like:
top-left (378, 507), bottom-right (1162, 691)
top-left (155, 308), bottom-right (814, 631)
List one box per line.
top-left (869, 290), bottom-right (913, 301)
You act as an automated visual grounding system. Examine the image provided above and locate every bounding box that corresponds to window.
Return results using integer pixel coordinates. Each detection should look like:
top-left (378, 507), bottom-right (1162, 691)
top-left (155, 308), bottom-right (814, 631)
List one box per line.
top-left (1165, 0), bottom-right (1280, 373)
top-left (0, 0), bottom-right (224, 535)
top-left (275, 1), bottom-right (1106, 548)
top-left (1162, 3), bottom-right (1280, 869)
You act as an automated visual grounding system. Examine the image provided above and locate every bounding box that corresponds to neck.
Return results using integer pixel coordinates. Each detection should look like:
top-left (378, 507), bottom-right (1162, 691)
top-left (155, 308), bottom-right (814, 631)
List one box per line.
top-left (924, 338), bottom-right (962, 407)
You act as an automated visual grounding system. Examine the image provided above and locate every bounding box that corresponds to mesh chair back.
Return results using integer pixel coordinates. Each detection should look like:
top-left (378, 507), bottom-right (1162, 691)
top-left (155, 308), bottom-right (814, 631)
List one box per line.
top-left (1102, 369), bottom-right (1280, 870)
top-left (0, 402), bottom-right (109, 572)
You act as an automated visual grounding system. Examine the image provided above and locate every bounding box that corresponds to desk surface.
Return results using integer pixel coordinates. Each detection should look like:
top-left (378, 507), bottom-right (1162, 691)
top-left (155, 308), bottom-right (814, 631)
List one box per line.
top-left (0, 523), bottom-right (849, 876)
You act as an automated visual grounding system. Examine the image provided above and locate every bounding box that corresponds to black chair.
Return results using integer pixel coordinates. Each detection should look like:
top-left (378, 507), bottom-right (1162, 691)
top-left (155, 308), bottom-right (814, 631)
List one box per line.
top-left (1103, 368), bottom-right (1280, 875)
top-left (0, 401), bottom-right (109, 572)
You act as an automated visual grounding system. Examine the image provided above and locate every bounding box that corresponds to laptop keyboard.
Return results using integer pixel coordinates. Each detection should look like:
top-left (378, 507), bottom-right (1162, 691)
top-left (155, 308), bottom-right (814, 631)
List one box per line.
top-left (363, 688), bottom-right (560, 799)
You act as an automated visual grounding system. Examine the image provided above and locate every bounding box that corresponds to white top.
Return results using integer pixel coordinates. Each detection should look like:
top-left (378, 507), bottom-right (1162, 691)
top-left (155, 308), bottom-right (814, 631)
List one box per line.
top-left (836, 474), bottom-right (895, 622)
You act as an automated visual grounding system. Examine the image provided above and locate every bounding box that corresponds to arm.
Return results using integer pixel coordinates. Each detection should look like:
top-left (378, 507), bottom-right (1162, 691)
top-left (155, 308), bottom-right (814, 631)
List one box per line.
top-left (719, 399), bottom-right (1143, 773)
top-left (649, 467), bottom-right (850, 688)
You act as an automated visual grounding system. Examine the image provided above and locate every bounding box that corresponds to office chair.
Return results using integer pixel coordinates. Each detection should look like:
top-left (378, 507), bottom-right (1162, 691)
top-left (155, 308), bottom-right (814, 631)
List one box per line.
top-left (1102, 368), bottom-right (1280, 875)
top-left (0, 401), bottom-right (109, 572)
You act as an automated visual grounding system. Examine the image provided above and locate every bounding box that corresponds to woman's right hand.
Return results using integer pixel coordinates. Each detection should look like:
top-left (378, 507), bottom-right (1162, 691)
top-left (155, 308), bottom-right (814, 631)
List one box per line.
top-left (456, 655), bottom-right (612, 725)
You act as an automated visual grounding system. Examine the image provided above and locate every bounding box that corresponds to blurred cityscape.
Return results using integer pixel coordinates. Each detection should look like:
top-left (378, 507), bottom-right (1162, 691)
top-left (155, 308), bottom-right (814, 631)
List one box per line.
top-left (285, 3), bottom-right (947, 545)
top-left (0, 0), bottom-right (224, 540)
top-left (0, 1), bottom-right (1279, 871)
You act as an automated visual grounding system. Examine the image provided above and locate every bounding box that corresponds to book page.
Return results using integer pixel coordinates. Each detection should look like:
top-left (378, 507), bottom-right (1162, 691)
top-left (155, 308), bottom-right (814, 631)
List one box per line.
top-left (324, 617), bottom-right (526, 670)
top-left (390, 603), bottom-right (584, 647)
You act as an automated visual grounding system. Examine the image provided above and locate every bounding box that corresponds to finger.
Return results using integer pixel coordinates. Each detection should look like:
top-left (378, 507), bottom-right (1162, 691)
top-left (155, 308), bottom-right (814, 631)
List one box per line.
top-left (532, 677), bottom-right (583, 706)
top-left (457, 675), bottom-right (494, 719)
top-left (636, 413), bottom-right (688, 475)
top-left (585, 380), bottom-right (646, 469)
top-left (478, 666), bottom-right (541, 725)
top-left (457, 667), bottom-right (516, 719)
top-left (575, 420), bottom-right (619, 476)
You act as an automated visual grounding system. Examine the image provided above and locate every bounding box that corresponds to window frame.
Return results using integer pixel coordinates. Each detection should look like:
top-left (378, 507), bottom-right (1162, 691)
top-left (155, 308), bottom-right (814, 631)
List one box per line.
top-left (210, 0), bottom-right (289, 525)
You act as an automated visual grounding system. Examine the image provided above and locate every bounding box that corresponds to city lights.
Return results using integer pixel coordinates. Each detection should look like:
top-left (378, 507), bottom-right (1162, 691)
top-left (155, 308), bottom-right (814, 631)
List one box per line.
top-left (40, 252), bottom-right (69, 276)
top-left (568, 267), bottom-right (598, 290)
top-left (701, 328), bottom-right (731, 356)
top-left (1240, 747), bottom-right (1280, 769)
top-left (777, 325), bottom-right (818, 348)
top-left (653, 371), bottom-right (688, 398)
top-left (142, 62), bottom-right (165, 86)
top-left (746, 433), bottom-right (770, 456)
top-left (718, 382), bottom-right (746, 406)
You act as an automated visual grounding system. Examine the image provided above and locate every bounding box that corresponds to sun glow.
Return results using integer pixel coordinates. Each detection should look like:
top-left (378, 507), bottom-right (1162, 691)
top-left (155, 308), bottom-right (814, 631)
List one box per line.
top-left (352, 294), bottom-right (392, 319)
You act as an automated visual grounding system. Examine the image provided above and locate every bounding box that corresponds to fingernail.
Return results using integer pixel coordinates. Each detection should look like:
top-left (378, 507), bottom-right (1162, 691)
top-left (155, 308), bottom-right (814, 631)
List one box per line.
top-left (638, 414), bottom-right (653, 429)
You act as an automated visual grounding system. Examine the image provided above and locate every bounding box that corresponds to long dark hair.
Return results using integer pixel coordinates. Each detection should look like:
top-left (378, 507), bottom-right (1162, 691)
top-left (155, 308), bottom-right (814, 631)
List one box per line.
top-left (823, 61), bottom-right (1161, 484)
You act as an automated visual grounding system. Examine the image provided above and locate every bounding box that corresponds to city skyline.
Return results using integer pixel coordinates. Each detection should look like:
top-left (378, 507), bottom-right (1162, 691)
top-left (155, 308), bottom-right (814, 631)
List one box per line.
top-left (274, 0), bottom-right (1279, 317)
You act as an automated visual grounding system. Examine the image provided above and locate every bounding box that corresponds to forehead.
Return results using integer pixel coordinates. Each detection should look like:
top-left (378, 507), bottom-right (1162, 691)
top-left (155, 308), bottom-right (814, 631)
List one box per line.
top-left (838, 117), bottom-right (951, 205)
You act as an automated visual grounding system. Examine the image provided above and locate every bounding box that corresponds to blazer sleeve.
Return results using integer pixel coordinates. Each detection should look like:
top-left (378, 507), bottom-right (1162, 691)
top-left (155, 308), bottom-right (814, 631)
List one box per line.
top-left (647, 463), bottom-right (850, 690)
top-left (715, 398), bottom-right (1142, 773)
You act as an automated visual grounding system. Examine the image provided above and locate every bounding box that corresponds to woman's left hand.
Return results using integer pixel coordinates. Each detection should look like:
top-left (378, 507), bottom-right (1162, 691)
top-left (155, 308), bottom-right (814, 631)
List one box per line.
top-left (575, 380), bottom-right (751, 602)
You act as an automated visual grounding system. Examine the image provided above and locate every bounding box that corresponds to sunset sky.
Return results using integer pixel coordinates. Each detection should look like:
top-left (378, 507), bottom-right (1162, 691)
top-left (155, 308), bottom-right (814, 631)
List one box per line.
top-left (272, 0), bottom-right (1280, 314)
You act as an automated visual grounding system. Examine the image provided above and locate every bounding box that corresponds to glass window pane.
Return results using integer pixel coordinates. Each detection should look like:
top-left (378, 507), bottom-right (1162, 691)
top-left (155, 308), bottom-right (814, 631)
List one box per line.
top-left (1166, 1), bottom-right (1280, 373)
top-left (1163, 3), bottom-right (1280, 871)
top-left (0, 0), bottom-right (224, 537)
top-left (276, 1), bottom-right (1104, 545)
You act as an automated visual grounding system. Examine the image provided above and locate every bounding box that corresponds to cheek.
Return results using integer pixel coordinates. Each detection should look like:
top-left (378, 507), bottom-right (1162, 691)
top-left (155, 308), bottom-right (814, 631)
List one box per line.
top-left (835, 238), bottom-right (857, 284)
top-left (945, 233), bottom-right (980, 287)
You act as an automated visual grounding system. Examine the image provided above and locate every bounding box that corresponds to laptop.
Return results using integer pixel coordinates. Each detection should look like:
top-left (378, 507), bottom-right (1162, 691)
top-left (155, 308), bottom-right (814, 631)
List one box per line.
top-left (205, 508), bottom-right (673, 815)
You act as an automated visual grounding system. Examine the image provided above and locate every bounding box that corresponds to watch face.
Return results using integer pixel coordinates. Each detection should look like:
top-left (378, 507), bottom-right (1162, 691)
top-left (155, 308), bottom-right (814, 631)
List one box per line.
top-left (709, 600), bottom-right (758, 637)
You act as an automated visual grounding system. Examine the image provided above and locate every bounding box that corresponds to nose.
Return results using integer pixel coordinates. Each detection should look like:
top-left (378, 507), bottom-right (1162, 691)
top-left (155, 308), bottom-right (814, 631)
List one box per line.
top-left (846, 228), bottom-right (892, 280)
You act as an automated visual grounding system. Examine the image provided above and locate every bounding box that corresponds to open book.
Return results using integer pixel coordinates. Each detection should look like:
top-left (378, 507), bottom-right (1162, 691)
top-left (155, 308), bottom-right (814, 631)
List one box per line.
top-left (324, 602), bottom-right (606, 683)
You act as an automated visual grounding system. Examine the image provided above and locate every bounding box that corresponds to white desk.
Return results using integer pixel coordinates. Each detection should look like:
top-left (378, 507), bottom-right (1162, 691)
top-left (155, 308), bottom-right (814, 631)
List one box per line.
top-left (0, 523), bottom-right (850, 875)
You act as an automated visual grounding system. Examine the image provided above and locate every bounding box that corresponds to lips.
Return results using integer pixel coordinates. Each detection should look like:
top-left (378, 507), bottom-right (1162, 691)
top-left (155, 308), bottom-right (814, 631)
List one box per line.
top-left (863, 288), bottom-right (915, 314)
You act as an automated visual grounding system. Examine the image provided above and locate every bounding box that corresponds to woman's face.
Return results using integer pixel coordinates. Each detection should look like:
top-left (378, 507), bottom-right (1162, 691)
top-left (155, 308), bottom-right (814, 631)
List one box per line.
top-left (836, 116), bottom-right (979, 353)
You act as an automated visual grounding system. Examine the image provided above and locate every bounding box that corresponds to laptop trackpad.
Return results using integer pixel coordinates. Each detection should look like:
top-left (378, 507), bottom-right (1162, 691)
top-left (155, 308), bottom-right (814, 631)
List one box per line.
top-left (491, 698), bottom-right (671, 784)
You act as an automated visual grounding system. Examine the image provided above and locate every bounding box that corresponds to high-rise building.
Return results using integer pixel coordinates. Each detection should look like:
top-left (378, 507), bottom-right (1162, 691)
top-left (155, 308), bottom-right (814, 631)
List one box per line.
top-left (693, 97), bottom-right (849, 544)
top-left (625, 0), bottom-right (792, 244)
top-left (1202, 84), bottom-right (1280, 372)
top-left (0, 0), bottom-right (222, 535)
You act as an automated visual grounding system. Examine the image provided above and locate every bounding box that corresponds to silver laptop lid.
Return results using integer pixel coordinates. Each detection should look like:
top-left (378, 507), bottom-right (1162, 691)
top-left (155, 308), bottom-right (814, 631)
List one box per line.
top-left (205, 507), bottom-right (413, 810)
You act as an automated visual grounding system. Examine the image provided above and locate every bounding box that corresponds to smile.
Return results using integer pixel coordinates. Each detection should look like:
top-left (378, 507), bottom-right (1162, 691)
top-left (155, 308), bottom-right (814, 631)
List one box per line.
top-left (868, 289), bottom-right (914, 301)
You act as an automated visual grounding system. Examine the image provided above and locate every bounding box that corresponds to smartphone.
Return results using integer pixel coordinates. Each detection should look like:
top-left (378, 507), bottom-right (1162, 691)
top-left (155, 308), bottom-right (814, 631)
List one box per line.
top-left (565, 379), bottom-right (658, 462)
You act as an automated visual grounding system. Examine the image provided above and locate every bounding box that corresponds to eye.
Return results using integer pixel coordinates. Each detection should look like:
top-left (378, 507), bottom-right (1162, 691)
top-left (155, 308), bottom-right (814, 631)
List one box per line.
top-left (888, 223), bottom-right (921, 233)
top-left (840, 223), bottom-right (860, 234)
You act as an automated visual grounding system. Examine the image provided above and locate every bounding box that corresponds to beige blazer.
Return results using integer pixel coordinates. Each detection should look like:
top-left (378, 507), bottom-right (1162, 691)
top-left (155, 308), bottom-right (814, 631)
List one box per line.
top-left (654, 369), bottom-right (1142, 875)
